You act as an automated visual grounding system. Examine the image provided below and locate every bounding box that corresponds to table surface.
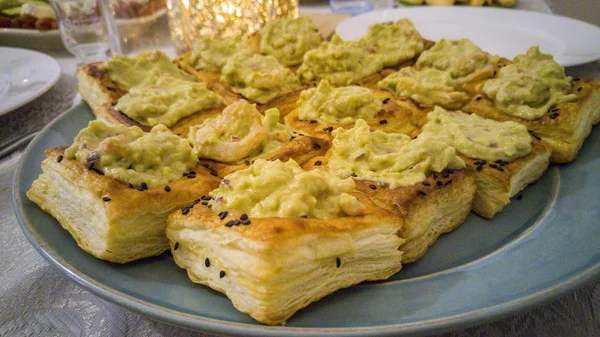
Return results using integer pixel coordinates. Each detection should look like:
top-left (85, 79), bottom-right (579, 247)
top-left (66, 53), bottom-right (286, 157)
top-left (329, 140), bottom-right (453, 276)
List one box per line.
top-left (2, 1), bottom-right (600, 336)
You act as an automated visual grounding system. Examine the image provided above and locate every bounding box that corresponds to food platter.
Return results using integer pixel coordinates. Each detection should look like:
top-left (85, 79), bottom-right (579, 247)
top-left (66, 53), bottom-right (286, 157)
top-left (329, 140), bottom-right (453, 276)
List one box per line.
top-left (13, 98), bottom-right (600, 335)
top-left (336, 7), bottom-right (600, 67)
top-left (0, 47), bottom-right (60, 115)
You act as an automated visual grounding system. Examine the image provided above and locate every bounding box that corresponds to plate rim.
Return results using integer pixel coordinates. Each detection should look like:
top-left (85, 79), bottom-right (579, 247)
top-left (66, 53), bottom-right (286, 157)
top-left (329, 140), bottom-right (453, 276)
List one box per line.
top-left (12, 102), bottom-right (600, 336)
top-left (0, 27), bottom-right (60, 36)
top-left (0, 46), bottom-right (61, 115)
top-left (335, 6), bottom-right (600, 67)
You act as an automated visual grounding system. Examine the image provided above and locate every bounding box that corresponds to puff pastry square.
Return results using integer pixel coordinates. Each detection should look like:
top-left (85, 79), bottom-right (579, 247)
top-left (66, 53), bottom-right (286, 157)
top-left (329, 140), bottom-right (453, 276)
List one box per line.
top-left (26, 147), bottom-right (221, 263)
top-left (166, 192), bottom-right (404, 325)
top-left (463, 78), bottom-right (600, 163)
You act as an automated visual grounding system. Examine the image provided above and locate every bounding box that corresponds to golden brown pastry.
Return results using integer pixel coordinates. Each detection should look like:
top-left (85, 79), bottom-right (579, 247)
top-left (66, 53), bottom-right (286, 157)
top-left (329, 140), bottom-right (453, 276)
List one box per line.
top-left (461, 138), bottom-right (551, 218)
top-left (27, 147), bottom-right (221, 263)
top-left (463, 78), bottom-right (600, 163)
top-left (305, 156), bottom-right (476, 263)
top-left (166, 190), bottom-right (404, 325)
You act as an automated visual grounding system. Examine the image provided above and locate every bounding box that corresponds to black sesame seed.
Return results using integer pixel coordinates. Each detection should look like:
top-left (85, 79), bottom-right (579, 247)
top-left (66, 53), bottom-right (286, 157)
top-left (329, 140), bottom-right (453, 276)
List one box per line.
top-left (201, 201), bottom-right (208, 206)
top-left (382, 98), bottom-right (390, 104)
top-left (336, 257), bottom-right (341, 268)
top-left (476, 165), bottom-right (483, 171)
top-left (164, 185), bottom-right (171, 192)
top-left (141, 182), bottom-right (148, 190)
top-left (241, 219), bottom-right (251, 225)
top-left (233, 219), bottom-right (241, 226)
top-left (225, 220), bottom-right (235, 227)
top-left (129, 183), bottom-right (134, 189)
top-left (193, 199), bottom-right (201, 204)
top-left (474, 160), bottom-right (483, 166)
top-left (219, 211), bottom-right (228, 220)
top-left (445, 179), bottom-right (453, 185)
top-left (240, 213), bottom-right (248, 220)
top-left (549, 113), bottom-right (559, 119)
top-left (447, 169), bottom-right (454, 174)
top-left (202, 163), bottom-right (210, 168)
top-left (369, 184), bottom-right (377, 190)
top-left (489, 163), bottom-right (498, 169)
top-left (379, 119), bottom-right (388, 125)
top-left (102, 196), bottom-right (111, 202)
top-left (436, 180), bottom-right (443, 186)
top-left (244, 160), bottom-right (250, 165)
top-left (136, 185), bottom-right (145, 191)
top-left (309, 120), bottom-right (317, 124)
top-left (174, 242), bottom-right (179, 250)
top-left (183, 172), bottom-right (189, 177)
top-left (496, 166), bottom-right (505, 172)
top-left (56, 155), bottom-right (63, 163)
top-left (422, 181), bottom-right (431, 186)
top-left (314, 160), bottom-right (322, 166)
top-left (418, 189), bottom-right (427, 196)
top-left (312, 143), bottom-right (321, 150)
top-left (475, 96), bottom-right (482, 101)
top-left (577, 87), bottom-right (583, 92)
top-left (219, 270), bottom-right (226, 278)
top-left (181, 207), bottom-right (190, 215)
top-left (210, 171), bottom-right (218, 176)
top-left (201, 195), bottom-right (211, 200)
top-left (106, 86), bottom-right (117, 92)
top-left (205, 258), bottom-right (210, 267)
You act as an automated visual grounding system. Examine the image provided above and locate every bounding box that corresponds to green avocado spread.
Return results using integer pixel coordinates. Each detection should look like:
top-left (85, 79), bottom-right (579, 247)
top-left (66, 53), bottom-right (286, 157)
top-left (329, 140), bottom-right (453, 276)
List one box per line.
top-left (377, 67), bottom-right (470, 109)
top-left (329, 119), bottom-right (465, 188)
top-left (377, 39), bottom-right (497, 109)
top-left (221, 51), bottom-right (301, 104)
top-left (421, 107), bottom-right (532, 162)
top-left (483, 46), bottom-right (577, 120)
top-left (208, 159), bottom-right (365, 218)
top-left (115, 74), bottom-right (222, 127)
top-left (357, 18), bottom-right (424, 67)
top-left (190, 36), bottom-right (253, 72)
top-left (298, 80), bottom-right (382, 124)
top-left (297, 34), bottom-right (383, 86)
top-left (260, 16), bottom-right (323, 67)
top-left (416, 38), bottom-right (498, 85)
top-left (188, 100), bottom-right (294, 163)
top-left (65, 121), bottom-right (198, 187)
top-left (105, 51), bottom-right (195, 91)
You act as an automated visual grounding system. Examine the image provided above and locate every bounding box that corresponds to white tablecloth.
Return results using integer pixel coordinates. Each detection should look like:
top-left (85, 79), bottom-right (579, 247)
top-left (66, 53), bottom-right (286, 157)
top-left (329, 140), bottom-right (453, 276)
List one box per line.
top-left (2, 1), bottom-right (600, 336)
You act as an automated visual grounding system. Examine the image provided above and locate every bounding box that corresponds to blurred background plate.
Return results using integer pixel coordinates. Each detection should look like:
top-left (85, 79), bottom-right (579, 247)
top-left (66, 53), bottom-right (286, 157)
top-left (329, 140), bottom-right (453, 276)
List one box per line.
top-left (0, 28), bottom-right (64, 51)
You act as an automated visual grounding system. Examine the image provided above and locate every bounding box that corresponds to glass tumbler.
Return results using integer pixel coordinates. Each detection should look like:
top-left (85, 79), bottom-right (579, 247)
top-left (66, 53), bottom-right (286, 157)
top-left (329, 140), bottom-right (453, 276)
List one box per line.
top-left (50, 0), bottom-right (111, 65)
top-left (101, 0), bottom-right (174, 57)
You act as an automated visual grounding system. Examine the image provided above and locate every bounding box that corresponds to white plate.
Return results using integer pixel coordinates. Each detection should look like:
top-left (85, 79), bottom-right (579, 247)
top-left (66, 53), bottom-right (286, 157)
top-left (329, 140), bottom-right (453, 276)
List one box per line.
top-left (0, 28), bottom-right (64, 51)
top-left (0, 47), bottom-right (60, 115)
top-left (336, 7), bottom-right (600, 67)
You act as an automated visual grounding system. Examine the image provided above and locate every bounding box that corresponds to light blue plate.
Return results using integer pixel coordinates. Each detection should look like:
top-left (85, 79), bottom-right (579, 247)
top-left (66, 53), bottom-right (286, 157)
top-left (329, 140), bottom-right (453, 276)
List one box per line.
top-left (13, 102), bottom-right (600, 336)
